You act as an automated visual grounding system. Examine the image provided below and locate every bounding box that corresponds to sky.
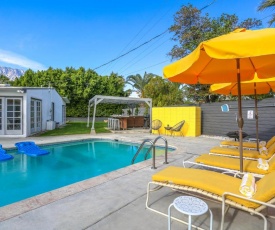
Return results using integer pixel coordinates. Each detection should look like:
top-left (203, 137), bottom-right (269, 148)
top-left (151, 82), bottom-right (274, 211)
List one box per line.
top-left (0, 0), bottom-right (273, 79)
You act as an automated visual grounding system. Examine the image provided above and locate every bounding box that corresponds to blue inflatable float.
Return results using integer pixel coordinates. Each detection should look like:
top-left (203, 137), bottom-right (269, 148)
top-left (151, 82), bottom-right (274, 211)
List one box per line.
top-left (15, 141), bottom-right (50, 157)
top-left (0, 144), bottom-right (13, 161)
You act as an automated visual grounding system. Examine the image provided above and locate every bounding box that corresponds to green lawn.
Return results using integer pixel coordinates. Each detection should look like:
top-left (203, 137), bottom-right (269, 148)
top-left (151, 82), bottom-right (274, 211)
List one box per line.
top-left (38, 122), bottom-right (110, 136)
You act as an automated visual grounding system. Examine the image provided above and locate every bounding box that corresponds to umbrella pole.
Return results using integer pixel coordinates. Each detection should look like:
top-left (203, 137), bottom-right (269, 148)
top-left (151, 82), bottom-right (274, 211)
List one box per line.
top-left (236, 59), bottom-right (244, 173)
top-left (254, 84), bottom-right (259, 151)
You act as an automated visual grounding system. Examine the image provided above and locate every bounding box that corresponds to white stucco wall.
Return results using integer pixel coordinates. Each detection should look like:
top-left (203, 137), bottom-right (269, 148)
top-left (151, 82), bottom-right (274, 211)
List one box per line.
top-left (25, 88), bottom-right (66, 136)
top-left (0, 87), bottom-right (66, 137)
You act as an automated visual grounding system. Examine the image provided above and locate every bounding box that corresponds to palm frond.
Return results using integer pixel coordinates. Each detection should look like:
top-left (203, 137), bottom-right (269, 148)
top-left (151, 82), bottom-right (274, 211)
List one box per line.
top-left (258, 0), bottom-right (275, 11)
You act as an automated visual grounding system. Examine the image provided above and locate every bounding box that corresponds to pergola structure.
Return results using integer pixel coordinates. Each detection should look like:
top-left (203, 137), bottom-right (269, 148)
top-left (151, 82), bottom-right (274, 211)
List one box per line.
top-left (87, 95), bottom-right (152, 132)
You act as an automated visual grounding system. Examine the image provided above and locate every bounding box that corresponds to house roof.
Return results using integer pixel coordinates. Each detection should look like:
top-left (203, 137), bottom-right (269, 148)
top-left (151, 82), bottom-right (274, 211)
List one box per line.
top-left (62, 97), bottom-right (70, 104)
top-left (0, 86), bottom-right (69, 103)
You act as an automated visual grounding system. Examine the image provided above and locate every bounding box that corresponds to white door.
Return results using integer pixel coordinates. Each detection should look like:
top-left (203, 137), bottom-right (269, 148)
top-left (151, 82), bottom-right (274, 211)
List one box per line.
top-left (6, 98), bottom-right (23, 135)
top-left (31, 99), bottom-right (42, 134)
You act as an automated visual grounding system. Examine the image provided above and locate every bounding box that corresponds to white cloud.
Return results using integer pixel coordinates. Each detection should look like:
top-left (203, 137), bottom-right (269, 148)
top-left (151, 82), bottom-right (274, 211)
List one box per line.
top-left (129, 91), bottom-right (139, 98)
top-left (0, 49), bottom-right (46, 71)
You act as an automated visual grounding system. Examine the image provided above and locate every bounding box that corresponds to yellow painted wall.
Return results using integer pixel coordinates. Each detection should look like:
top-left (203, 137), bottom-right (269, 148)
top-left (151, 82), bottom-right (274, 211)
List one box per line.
top-left (152, 107), bottom-right (201, 137)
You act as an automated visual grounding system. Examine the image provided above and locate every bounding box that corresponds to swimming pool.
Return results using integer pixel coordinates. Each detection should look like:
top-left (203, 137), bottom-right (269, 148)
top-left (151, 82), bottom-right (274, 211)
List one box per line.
top-left (0, 139), bottom-right (173, 207)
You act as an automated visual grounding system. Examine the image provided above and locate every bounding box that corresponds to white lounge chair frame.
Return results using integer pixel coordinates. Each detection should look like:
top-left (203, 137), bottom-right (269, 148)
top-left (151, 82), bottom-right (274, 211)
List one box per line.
top-left (209, 144), bottom-right (275, 160)
top-left (220, 138), bottom-right (259, 150)
top-left (146, 181), bottom-right (275, 230)
top-left (208, 152), bottom-right (264, 160)
top-left (219, 144), bottom-right (257, 150)
top-left (184, 153), bottom-right (275, 178)
top-left (183, 159), bottom-right (266, 178)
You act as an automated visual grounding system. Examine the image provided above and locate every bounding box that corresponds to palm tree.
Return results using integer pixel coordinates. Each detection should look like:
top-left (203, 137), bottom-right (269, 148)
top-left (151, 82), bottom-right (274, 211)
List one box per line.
top-left (126, 72), bottom-right (156, 98)
top-left (258, 0), bottom-right (275, 26)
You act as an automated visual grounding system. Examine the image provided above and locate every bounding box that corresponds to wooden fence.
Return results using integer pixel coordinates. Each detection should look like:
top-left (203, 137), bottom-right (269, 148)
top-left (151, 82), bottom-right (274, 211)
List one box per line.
top-left (201, 98), bottom-right (275, 141)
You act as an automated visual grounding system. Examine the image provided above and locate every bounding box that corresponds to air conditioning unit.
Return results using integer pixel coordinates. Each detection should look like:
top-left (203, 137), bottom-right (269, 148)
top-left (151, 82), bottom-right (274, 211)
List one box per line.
top-left (46, 121), bottom-right (56, 130)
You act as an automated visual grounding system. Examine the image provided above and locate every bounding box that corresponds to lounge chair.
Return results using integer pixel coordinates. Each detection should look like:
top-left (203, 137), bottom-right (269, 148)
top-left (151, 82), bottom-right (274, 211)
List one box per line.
top-left (0, 144), bottom-right (13, 161)
top-left (220, 136), bottom-right (275, 150)
top-left (169, 120), bottom-right (185, 136)
top-left (183, 153), bottom-right (275, 177)
top-left (209, 141), bottom-right (275, 160)
top-left (146, 166), bottom-right (275, 230)
top-left (152, 119), bottom-right (162, 135)
top-left (15, 141), bottom-right (50, 157)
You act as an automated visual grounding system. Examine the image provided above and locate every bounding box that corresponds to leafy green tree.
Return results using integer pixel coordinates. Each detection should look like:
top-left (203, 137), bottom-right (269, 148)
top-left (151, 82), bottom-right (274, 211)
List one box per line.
top-left (126, 72), bottom-right (156, 98)
top-left (143, 76), bottom-right (183, 106)
top-left (168, 4), bottom-right (262, 103)
top-left (12, 67), bottom-right (128, 117)
top-left (258, 0), bottom-right (275, 26)
top-left (169, 4), bottom-right (262, 59)
top-left (13, 69), bottom-right (36, 86)
top-left (0, 75), bottom-right (11, 84)
top-left (182, 84), bottom-right (220, 103)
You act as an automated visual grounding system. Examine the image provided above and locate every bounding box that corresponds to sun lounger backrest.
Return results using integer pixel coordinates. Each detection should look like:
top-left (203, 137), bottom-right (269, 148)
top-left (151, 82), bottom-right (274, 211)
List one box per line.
top-left (268, 155), bottom-right (275, 171)
top-left (254, 171), bottom-right (275, 203)
top-left (266, 136), bottom-right (275, 148)
top-left (267, 142), bottom-right (275, 156)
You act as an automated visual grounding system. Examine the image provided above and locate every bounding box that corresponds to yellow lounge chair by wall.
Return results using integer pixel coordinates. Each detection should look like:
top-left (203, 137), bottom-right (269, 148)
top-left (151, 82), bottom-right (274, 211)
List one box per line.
top-left (220, 136), bottom-right (275, 150)
top-left (209, 142), bottom-right (275, 160)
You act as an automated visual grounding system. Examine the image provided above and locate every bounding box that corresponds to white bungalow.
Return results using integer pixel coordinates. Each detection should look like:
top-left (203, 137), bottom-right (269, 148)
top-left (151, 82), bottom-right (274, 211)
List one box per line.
top-left (0, 85), bottom-right (69, 137)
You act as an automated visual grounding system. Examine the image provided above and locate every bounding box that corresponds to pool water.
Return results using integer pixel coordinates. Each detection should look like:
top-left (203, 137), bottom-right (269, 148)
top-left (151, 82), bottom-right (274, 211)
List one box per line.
top-left (0, 139), bottom-right (172, 207)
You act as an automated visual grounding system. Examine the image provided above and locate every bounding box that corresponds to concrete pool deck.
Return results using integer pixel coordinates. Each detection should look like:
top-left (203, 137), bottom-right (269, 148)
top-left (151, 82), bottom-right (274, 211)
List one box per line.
top-left (0, 133), bottom-right (274, 230)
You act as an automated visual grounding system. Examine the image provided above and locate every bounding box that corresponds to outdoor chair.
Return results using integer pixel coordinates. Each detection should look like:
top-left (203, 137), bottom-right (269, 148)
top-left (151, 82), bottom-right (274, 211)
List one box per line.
top-left (183, 153), bottom-right (275, 178)
top-left (169, 120), bottom-right (185, 136)
top-left (151, 119), bottom-right (162, 135)
top-left (220, 136), bottom-right (275, 150)
top-left (209, 141), bottom-right (275, 160)
top-left (146, 166), bottom-right (275, 230)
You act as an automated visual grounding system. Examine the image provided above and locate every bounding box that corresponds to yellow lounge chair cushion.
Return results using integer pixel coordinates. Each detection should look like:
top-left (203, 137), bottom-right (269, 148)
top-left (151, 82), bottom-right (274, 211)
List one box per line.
top-left (254, 171), bottom-right (275, 204)
top-left (152, 166), bottom-right (275, 208)
top-left (220, 140), bottom-right (258, 149)
top-left (210, 143), bottom-right (275, 159)
top-left (267, 136), bottom-right (275, 148)
top-left (195, 154), bottom-right (275, 175)
top-left (220, 136), bottom-right (275, 149)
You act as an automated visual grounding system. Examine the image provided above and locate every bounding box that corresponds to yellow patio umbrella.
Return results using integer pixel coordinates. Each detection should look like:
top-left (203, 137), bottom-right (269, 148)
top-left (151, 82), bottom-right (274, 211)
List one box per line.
top-left (163, 28), bottom-right (275, 172)
top-left (210, 74), bottom-right (275, 150)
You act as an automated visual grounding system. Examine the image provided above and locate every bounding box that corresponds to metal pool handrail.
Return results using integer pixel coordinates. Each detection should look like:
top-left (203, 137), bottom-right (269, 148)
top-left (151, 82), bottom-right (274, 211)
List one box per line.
top-left (131, 136), bottom-right (168, 169)
top-left (131, 139), bottom-right (153, 165)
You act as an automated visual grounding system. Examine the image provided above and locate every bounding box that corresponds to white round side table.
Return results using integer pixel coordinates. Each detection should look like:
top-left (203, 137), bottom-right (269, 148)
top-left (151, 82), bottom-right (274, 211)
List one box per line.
top-left (168, 196), bottom-right (213, 230)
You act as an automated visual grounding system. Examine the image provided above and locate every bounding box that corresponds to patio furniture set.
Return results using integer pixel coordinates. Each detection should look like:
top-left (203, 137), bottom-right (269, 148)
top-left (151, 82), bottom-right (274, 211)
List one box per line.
top-left (146, 28), bottom-right (275, 229)
top-left (152, 119), bottom-right (185, 136)
top-left (147, 136), bottom-right (275, 229)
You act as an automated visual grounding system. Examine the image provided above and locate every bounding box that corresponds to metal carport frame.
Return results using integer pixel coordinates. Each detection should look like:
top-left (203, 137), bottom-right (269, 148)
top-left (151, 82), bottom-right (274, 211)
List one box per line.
top-left (87, 95), bottom-right (152, 132)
